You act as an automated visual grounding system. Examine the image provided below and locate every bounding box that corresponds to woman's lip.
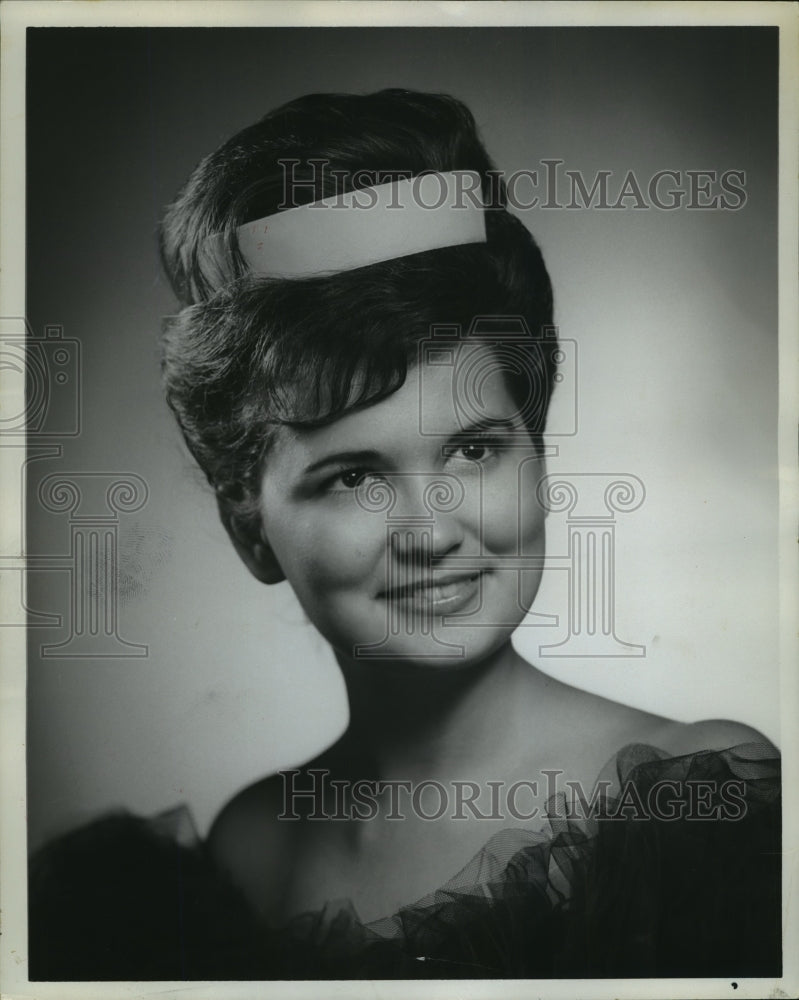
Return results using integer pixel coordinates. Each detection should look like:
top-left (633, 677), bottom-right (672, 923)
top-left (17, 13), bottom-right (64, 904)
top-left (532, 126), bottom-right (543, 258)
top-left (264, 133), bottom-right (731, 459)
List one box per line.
top-left (379, 571), bottom-right (486, 612)
top-left (383, 571), bottom-right (482, 596)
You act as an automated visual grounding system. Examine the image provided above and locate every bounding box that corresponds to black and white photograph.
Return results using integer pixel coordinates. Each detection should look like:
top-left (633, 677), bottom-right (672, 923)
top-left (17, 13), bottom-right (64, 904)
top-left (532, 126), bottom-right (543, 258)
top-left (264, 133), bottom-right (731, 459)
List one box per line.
top-left (1, 2), bottom-right (796, 997)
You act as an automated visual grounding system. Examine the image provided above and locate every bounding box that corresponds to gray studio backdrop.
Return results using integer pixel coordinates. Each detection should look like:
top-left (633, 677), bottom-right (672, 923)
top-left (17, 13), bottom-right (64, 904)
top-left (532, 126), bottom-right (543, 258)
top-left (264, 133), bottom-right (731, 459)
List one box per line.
top-left (25, 27), bottom-right (778, 848)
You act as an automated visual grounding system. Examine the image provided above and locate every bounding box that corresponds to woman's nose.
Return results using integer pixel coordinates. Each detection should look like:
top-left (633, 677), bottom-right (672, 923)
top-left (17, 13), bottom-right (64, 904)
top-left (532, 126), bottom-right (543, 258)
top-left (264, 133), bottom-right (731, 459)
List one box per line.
top-left (388, 473), bottom-right (467, 559)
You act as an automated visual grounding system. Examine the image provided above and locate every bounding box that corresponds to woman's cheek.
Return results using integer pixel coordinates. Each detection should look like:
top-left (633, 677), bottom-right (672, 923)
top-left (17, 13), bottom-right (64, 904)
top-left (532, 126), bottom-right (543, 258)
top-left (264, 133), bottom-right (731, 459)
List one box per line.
top-left (281, 505), bottom-right (386, 592)
top-left (482, 462), bottom-right (545, 553)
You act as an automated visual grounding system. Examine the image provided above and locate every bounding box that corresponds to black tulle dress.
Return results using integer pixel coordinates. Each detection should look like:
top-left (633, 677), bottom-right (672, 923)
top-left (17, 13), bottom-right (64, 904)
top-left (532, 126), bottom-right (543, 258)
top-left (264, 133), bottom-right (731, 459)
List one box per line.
top-left (29, 741), bottom-right (781, 980)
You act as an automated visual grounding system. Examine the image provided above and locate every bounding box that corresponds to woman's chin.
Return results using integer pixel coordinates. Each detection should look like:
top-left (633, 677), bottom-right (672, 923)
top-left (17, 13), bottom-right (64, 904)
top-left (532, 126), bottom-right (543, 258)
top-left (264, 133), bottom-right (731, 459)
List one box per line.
top-left (333, 625), bottom-right (517, 673)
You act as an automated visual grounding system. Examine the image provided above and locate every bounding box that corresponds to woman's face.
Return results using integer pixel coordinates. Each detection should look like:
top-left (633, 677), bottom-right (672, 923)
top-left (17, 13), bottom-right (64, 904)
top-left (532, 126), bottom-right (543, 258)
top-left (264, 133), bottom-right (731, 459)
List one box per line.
top-left (258, 345), bottom-right (547, 668)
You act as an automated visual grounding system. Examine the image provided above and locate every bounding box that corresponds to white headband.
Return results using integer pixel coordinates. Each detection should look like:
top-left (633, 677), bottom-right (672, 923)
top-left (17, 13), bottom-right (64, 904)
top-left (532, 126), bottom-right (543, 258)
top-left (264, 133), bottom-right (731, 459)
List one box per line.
top-left (200, 170), bottom-right (487, 285)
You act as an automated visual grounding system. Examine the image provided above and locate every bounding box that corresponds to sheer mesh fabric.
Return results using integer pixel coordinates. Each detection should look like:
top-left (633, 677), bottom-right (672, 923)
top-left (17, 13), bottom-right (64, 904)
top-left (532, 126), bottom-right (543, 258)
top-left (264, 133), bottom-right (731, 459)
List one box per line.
top-left (29, 742), bottom-right (781, 980)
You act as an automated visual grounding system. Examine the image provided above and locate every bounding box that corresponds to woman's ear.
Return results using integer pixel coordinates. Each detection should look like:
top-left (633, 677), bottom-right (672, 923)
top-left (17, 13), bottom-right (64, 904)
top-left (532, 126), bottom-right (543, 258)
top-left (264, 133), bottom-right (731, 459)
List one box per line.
top-left (217, 500), bottom-right (285, 584)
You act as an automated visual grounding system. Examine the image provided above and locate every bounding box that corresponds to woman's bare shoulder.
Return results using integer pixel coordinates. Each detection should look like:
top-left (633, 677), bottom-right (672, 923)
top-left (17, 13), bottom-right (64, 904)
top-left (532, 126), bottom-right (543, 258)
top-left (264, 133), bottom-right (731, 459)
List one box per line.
top-left (205, 772), bottom-right (294, 920)
top-left (207, 745), bottom-right (342, 920)
top-left (645, 716), bottom-right (779, 757)
top-left (580, 689), bottom-right (779, 757)
top-left (546, 683), bottom-right (778, 779)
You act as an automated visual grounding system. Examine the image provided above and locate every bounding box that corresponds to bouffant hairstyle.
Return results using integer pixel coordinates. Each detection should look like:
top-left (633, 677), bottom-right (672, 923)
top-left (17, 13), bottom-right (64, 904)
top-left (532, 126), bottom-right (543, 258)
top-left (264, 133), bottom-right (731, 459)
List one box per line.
top-left (160, 90), bottom-right (555, 539)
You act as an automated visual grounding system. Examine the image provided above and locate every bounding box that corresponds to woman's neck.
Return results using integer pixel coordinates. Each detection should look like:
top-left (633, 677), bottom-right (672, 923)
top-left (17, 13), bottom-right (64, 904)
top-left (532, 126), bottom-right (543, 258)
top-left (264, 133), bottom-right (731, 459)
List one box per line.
top-left (335, 641), bottom-right (559, 785)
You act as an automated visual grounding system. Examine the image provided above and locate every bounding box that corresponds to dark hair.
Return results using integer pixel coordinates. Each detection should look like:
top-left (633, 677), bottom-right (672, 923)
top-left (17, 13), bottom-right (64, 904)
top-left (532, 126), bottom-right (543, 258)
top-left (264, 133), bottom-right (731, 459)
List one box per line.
top-left (160, 90), bottom-right (555, 536)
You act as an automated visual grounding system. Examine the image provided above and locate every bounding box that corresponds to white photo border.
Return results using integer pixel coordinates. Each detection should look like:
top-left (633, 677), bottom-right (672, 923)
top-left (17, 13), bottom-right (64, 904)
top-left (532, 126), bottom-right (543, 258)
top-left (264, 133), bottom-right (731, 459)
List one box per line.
top-left (1, 3), bottom-right (797, 999)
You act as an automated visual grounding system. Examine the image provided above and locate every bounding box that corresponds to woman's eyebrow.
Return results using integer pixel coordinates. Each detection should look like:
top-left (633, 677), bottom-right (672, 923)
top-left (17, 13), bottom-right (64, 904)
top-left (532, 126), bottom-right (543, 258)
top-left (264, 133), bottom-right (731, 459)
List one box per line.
top-left (300, 418), bottom-right (522, 478)
top-left (446, 416), bottom-right (521, 441)
top-left (301, 449), bottom-right (383, 477)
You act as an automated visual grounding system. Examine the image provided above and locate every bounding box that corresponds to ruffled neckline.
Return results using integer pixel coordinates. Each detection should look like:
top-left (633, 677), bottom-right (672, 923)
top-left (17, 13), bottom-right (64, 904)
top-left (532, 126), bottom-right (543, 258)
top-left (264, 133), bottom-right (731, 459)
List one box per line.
top-left (255, 740), bottom-right (780, 938)
top-left (29, 739), bottom-right (782, 980)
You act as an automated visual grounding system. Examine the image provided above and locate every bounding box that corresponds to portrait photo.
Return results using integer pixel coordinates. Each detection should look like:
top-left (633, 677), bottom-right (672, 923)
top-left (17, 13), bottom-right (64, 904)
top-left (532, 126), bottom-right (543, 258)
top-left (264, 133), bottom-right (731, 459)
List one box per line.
top-left (1, 3), bottom-right (796, 998)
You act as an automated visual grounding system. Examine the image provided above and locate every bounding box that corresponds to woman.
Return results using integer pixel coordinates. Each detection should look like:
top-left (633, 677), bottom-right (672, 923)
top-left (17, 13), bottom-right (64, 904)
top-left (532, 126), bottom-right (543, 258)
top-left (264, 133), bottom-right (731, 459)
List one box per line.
top-left (29, 89), bottom-right (781, 980)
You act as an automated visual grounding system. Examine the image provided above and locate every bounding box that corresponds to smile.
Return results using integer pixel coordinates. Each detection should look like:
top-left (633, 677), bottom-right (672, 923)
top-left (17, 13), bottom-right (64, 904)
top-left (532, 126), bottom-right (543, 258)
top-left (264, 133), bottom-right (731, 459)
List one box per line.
top-left (379, 571), bottom-right (486, 613)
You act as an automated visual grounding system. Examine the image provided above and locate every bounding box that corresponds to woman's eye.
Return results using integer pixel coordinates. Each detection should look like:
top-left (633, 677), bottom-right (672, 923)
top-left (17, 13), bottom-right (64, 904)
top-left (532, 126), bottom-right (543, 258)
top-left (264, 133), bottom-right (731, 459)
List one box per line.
top-left (459, 443), bottom-right (490, 461)
top-left (326, 468), bottom-right (379, 491)
top-left (446, 439), bottom-right (501, 463)
top-left (339, 469), bottom-right (369, 489)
